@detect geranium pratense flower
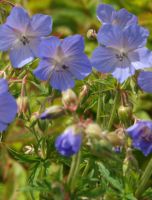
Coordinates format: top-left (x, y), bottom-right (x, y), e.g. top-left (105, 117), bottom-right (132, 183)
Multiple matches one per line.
top-left (97, 4), bottom-right (137, 28)
top-left (91, 25), bottom-right (152, 83)
top-left (0, 79), bottom-right (17, 132)
top-left (34, 35), bottom-right (91, 91)
top-left (55, 126), bottom-right (82, 157)
top-left (0, 6), bottom-right (52, 68)
top-left (127, 121), bottom-right (152, 156)
top-left (138, 71), bottom-right (152, 93)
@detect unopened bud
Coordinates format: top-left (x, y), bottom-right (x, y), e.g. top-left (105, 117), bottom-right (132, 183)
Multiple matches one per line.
top-left (87, 29), bottom-right (97, 40)
top-left (17, 96), bottom-right (28, 114)
top-left (118, 105), bottom-right (133, 124)
top-left (62, 89), bottom-right (78, 112)
top-left (39, 105), bottom-right (65, 120)
top-left (79, 85), bottom-right (89, 102)
top-left (85, 123), bottom-right (102, 139)
top-left (106, 131), bottom-right (124, 146)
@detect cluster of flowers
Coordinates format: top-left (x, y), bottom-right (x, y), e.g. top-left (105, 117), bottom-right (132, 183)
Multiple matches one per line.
top-left (0, 4), bottom-right (152, 156)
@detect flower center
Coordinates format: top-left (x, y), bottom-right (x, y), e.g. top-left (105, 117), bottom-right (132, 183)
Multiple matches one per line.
top-left (140, 126), bottom-right (152, 142)
top-left (20, 36), bottom-right (30, 46)
top-left (115, 52), bottom-right (127, 62)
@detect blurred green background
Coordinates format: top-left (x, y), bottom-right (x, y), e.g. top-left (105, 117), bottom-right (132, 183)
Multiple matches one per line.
top-left (1, 0), bottom-right (152, 199)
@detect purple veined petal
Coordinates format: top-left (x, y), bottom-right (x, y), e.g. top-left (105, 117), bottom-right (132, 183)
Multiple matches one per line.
top-left (50, 70), bottom-right (75, 91)
top-left (33, 60), bottom-right (54, 80)
top-left (6, 6), bottom-right (30, 32)
top-left (37, 36), bottom-right (61, 58)
top-left (123, 25), bottom-right (149, 51)
top-left (96, 4), bottom-right (115, 23)
top-left (0, 79), bottom-right (8, 94)
top-left (61, 34), bottom-right (84, 56)
top-left (132, 47), bottom-right (152, 70)
top-left (64, 53), bottom-right (92, 80)
top-left (29, 37), bottom-right (42, 57)
top-left (112, 65), bottom-right (135, 83)
top-left (139, 140), bottom-right (152, 156)
top-left (113, 8), bottom-right (137, 27)
top-left (27, 14), bottom-right (52, 36)
top-left (9, 42), bottom-right (34, 68)
top-left (0, 92), bottom-right (17, 124)
top-left (91, 46), bottom-right (119, 73)
top-left (138, 71), bottom-right (152, 93)
top-left (0, 25), bottom-right (18, 51)
top-left (97, 25), bottom-right (124, 49)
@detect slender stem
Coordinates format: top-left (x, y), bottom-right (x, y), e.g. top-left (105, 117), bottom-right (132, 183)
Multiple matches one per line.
top-left (67, 151), bottom-right (81, 192)
top-left (135, 156), bottom-right (152, 198)
top-left (96, 83), bottom-right (102, 124)
top-left (82, 160), bottom-right (90, 177)
top-left (107, 91), bottom-right (119, 131)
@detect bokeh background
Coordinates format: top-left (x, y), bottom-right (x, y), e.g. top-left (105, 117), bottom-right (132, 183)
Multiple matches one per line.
top-left (1, 0), bottom-right (152, 199)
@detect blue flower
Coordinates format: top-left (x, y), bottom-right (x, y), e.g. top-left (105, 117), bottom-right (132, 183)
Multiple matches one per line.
top-left (91, 25), bottom-right (152, 83)
top-left (138, 71), bottom-right (152, 93)
top-left (127, 121), bottom-right (152, 156)
top-left (0, 6), bottom-right (52, 68)
top-left (0, 79), bottom-right (17, 132)
top-left (55, 126), bottom-right (82, 157)
top-left (34, 35), bottom-right (91, 91)
top-left (97, 4), bottom-right (137, 28)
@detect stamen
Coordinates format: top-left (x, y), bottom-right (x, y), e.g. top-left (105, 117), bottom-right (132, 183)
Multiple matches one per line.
top-left (20, 36), bottom-right (30, 45)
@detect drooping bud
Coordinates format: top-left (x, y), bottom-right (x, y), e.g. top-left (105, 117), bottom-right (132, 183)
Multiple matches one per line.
top-left (85, 123), bottom-right (102, 139)
top-left (62, 89), bottom-right (78, 112)
top-left (17, 96), bottom-right (28, 115)
top-left (106, 128), bottom-right (125, 147)
top-left (55, 126), bottom-right (82, 157)
top-left (39, 105), bottom-right (65, 120)
top-left (87, 29), bottom-right (97, 40)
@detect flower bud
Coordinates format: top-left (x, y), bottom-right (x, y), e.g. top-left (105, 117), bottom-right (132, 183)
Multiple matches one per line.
top-left (85, 123), bottom-right (102, 139)
top-left (118, 105), bottom-right (132, 123)
top-left (106, 131), bottom-right (124, 146)
top-left (17, 96), bottom-right (28, 115)
top-left (62, 89), bottom-right (78, 112)
top-left (79, 85), bottom-right (89, 102)
top-left (87, 29), bottom-right (97, 40)
top-left (39, 105), bottom-right (65, 120)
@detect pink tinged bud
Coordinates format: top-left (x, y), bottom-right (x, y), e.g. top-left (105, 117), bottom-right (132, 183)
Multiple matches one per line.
top-left (62, 89), bottom-right (78, 112)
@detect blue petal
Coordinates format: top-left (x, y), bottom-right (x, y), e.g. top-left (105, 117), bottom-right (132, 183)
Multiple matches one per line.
top-left (37, 36), bottom-right (60, 58)
top-left (113, 8), bottom-right (137, 28)
top-left (0, 93), bottom-right (17, 127)
top-left (96, 4), bottom-right (114, 23)
top-left (65, 53), bottom-right (91, 80)
top-left (0, 79), bottom-right (8, 94)
top-left (112, 65), bottom-right (135, 83)
top-left (9, 42), bottom-right (34, 68)
top-left (91, 46), bottom-right (119, 73)
top-left (6, 6), bottom-right (30, 32)
top-left (97, 25), bottom-right (124, 49)
top-left (61, 34), bottom-right (84, 56)
top-left (123, 25), bottom-right (149, 50)
top-left (34, 60), bottom-right (53, 80)
top-left (50, 70), bottom-right (75, 91)
top-left (138, 71), bottom-right (152, 93)
top-left (0, 25), bottom-right (18, 51)
top-left (132, 48), bottom-right (152, 70)
top-left (29, 38), bottom-right (41, 57)
top-left (28, 14), bottom-right (52, 36)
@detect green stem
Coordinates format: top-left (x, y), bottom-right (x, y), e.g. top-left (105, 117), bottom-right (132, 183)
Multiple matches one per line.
top-left (82, 160), bottom-right (90, 177)
top-left (67, 151), bottom-right (81, 192)
top-left (107, 91), bottom-right (119, 131)
top-left (96, 83), bottom-right (102, 124)
top-left (135, 156), bottom-right (152, 198)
